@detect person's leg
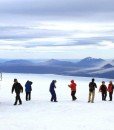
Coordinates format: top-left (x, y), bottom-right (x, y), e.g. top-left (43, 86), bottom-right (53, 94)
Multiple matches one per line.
top-left (72, 91), bottom-right (76, 100)
top-left (29, 92), bottom-right (31, 100)
top-left (50, 91), bottom-right (54, 101)
top-left (18, 94), bottom-right (22, 104)
top-left (53, 91), bottom-right (57, 102)
top-left (14, 94), bottom-right (18, 105)
top-left (73, 91), bottom-right (76, 100)
top-left (110, 92), bottom-right (112, 101)
top-left (104, 92), bottom-right (107, 100)
top-left (72, 91), bottom-right (75, 100)
top-left (71, 91), bottom-right (74, 100)
top-left (91, 91), bottom-right (95, 103)
top-left (26, 92), bottom-right (28, 101)
top-left (109, 92), bottom-right (112, 101)
top-left (112, 92), bottom-right (113, 101)
top-left (88, 91), bottom-right (91, 102)
top-left (102, 93), bottom-right (104, 100)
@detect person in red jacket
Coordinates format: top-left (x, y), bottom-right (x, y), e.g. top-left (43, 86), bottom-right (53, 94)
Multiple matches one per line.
top-left (68, 80), bottom-right (77, 101)
top-left (108, 81), bottom-right (114, 101)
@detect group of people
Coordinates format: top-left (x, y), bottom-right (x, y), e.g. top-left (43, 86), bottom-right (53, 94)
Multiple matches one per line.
top-left (49, 78), bottom-right (114, 103)
top-left (88, 79), bottom-right (114, 103)
top-left (49, 79), bottom-right (77, 102)
top-left (11, 78), bottom-right (114, 105)
top-left (99, 80), bottom-right (114, 101)
top-left (12, 79), bottom-right (32, 105)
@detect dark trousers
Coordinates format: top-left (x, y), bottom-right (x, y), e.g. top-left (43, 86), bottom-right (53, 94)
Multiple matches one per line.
top-left (26, 92), bottom-right (31, 101)
top-left (71, 91), bottom-right (76, 101)
top-left (14, 94), bottom-right (22, 105)
top-left (102, 92), bottom-right (107, 100)
top-left (109, 92), bottom-right (113, 101)
top-left (50, 90), bottom-right (57, 102)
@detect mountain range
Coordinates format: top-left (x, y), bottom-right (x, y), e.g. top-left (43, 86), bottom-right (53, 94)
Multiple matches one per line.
top-left (0, 57), bottom-right (114, 79)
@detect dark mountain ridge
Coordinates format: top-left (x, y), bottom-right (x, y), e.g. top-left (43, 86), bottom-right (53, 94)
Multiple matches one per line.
top-left (0, 57), bottom-right (114, 79)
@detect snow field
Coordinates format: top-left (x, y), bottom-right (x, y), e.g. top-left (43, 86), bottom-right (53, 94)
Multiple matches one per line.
top-left (0, 73), bottom-right (114, 130)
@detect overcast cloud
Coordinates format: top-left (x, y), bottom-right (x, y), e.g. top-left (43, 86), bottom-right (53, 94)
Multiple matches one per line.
top-left (0, 0), bottom-right (114, 59)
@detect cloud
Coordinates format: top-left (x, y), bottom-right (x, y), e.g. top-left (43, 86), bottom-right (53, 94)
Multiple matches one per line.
top-left (0, 25), bottom-right (71, 40)
top-left (0, 0), bottom-right (114, 22)
top-left (0, 0), bottom-right (114, 59)
top-left (98, 40), bottom-right (114, 49)
top-left (1, 0), bottom-right (114, 13)
top-left (0, 22), bottom-right (114, 51)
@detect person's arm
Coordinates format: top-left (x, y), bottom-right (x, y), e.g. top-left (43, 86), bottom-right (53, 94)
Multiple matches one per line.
top-left (30, 81), bottom-right (33, 85)
top-left (30, 86), bottom-right (32, 91)
top-left (12, 85), bottom-right (15, 94)
top-left (30, 81), bottom-right (33, 91)
top-left (89, 83), bottom-right (91, 89)
top-left (20, 83), bottom-right (23, 93)
top-left (21, 85), bottom-right (23, 93)
top-left (113, 85), bottom-right (114, 89)
top-left (68, 84), bottom-right (71, 88)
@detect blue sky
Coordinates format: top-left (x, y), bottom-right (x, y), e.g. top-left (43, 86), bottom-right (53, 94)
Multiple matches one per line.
top-left (0, 0), bottom-right (114, 59)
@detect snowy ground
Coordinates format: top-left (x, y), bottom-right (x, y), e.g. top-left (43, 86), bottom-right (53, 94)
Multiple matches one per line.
top-left (0, 73), bottom-right (114, 130)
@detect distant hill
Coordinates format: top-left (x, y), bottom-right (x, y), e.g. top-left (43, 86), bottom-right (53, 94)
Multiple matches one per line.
top-left (39, 59), bottom-right (76, 67)
top-left (102, 64), bottom-right (114, 69)
top-left (88, 67), bottom-right (114, 79)
top-left (2, 60), bottom-right (34, 66)
top-left (75, 57), bottom-right (105, 68)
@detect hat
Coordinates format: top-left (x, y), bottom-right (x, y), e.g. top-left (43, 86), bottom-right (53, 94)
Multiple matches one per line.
top-left (71, 80), bottom-right (74, 83)
top-left (14, 79), bottom-right (17, 82)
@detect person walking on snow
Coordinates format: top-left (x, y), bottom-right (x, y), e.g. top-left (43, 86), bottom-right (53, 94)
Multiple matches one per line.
top-left (25, 80), bottom-right (33, 101)
top-left (88, 78), bottom-right (97, 103)
top-left (108, 81), bottom-right (114, 101)
top-left (49, 80), bottom-right (58, 102)
top-left (99, 81), bottom-right (107, 101)
top-left (68, 80), bottom-right (77, 101)
top-left (12, 79), bottom-right (23, 105)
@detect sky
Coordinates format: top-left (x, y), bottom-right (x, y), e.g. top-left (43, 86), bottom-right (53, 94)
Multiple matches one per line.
top-left (0, 0), bottom-right (114, 59)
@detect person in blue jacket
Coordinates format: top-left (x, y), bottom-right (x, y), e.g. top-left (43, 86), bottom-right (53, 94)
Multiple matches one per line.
top-left (25, 80), bottom-right (33, 101)
top-left (49, 80), bottom-right (58, 102)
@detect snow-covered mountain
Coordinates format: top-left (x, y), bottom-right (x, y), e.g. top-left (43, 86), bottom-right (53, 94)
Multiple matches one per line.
top-left (75, 57), bottom-right (106, 68)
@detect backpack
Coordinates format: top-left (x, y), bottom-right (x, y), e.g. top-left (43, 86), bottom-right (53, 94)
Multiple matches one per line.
top-left (89, 82), bottom-right (95, 92)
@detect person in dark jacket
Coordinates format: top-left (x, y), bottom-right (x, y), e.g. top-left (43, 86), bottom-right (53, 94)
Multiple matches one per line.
top-left (49, 80), bottom-right (57, 102)
top-left (12, 79), bottom-right (23, 105)
top-left (99, 81), bottom-right (107, 101)
top-left (88, 78), bottom-right (97, 103)
top-left (25, 80), bottom-right (33, 101)
top-left (68, 80), bottom-right (77, 101)
top-left (108, 81), bottom-right (114, 101)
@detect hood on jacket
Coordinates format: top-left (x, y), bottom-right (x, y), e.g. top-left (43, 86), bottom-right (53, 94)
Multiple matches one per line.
top-left (71, 80), bottom-right (74, 83)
